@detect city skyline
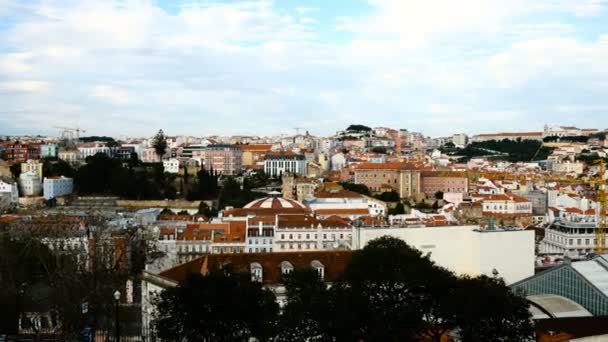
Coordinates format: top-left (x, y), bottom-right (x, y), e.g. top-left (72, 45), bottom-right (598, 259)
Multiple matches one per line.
top-left (1, 0), bottom-right (608, 137)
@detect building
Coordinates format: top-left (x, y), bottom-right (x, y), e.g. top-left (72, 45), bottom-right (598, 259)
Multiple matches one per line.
top-left (0, 179), bottom-right (19, 203)
top-left (472, 193), bottom-right (533, 216)
top-left (512, 256), bottom-right (608, 316)
top-left (163, 158), bottom-right (180, 174)
top-left (540, 216), bottom-right (605, 256)
top-left (142, 251), bottom-right (352, 330)
top-left (543, 125), bottom-right (598, 138)
top-left (58, 149), bottom-right (80, 164)
top-left (354, 162), bottom-right (421, 198)
top-left (40, 144), bottom-right (58, 158)
top-left (452, 133), bottom-right (468, 147)
top-left (21, 159), bottom-right (43, 179)
top-left (281, 173), bottom-right (319, 201)
top-left (43, 176), bottom-right (74, 200)
top-left (0, 142), bottom-right (40, 162)
top-left (264, 152), bottom-right (307, 177)
top-left (470, 132), bottom-right (543, 143)
top-left (193, 144), bottom-right (243, 175)
top-left (18, 171), bottom-right (42, 196)
top-left (353, 225), bottom-right (535, 285)
top-left (239, 144), bottom-right (273, 168)
top-left (77, 143), bottom-right (113, 159)
top-left (304, 188), bottom-right (386, 218)
top-left (516, 190), bottom-right (548, 216)
top-left (420, 171), bottom-right (469, 196)
top-left (549, 160), bottom-right (585, 175)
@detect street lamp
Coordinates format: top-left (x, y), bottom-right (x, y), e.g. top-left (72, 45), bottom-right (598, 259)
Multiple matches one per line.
top-left (113, 290), bottom-right (121, 342)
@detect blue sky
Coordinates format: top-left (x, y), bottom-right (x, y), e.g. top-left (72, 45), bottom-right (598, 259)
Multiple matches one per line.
top-left (0, 0), bottom-right (608, 138)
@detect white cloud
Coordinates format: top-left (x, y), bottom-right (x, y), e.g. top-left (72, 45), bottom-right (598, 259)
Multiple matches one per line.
top-left (91, 85), bottom-right (133, 105)
top-left (0, 80), bottom-right (48, 92)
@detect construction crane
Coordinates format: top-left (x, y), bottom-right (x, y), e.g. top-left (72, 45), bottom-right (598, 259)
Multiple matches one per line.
top-left (590, 161), bottom-right (608, 254)
top-left (53, 126), bottom-right (86, 141)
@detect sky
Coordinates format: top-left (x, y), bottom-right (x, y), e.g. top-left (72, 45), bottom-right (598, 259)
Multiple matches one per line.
top-left (1, 0), bottom-right (608, 138)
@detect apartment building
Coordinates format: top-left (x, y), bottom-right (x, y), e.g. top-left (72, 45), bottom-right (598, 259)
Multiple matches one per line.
top-left (193, 144), bottom-right (243, 175)
top-left (354, 162), bottom-right (421, 198)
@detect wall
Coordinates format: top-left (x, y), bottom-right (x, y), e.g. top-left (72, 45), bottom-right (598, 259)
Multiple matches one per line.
top-left (353, 225), bottom-right (535, 284)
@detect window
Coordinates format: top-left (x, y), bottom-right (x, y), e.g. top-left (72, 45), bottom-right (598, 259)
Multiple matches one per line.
top-left (311, 260), bottom-right (324, 280)
top-left (281, 261), bottom-right (294, 275)
top-left (250, 262), bottom-right (263, 282)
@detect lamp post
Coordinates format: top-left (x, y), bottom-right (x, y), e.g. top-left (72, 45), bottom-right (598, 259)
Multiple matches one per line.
top-left (113, 290), bottom-right (121, 342)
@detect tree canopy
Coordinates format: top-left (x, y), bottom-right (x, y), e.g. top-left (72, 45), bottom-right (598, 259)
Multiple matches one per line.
top-left (153, 271), bottom-right (279, 342)
top-left (346, 124), bottom-right (372, 132)
top-left (151, 129), bottom-right (168, 159)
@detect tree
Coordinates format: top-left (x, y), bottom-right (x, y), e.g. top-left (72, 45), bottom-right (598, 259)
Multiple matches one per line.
top-left (371, 146), bottom-right (387, 154)
top-left (276, 269), bottom-right (331, 342)
top-left (151, 129), bottom-right (168, 161)
top-left (346, 124), bottom-right (371, 132)
top-left (375, 191), bottom-right (400, 202)
top-left (153, 271), bottom-right (279, 342)
top-left (337, 236), bottom-right (446, 341)
top-left (338, 182), bottom-right (371, 196)
top-left (218, 177), bottom-right (265, 209)
top-left (388, 202), bottom-right (405, 215)
top-left (9, 163), bottom-right (21, 179)
top-left (434, 191), bottom-right (444, 200)
top-left (453, 275), bottom-right (534, 342)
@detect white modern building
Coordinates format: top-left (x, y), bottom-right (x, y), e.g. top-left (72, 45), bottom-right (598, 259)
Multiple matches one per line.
top-left (304, 189), bottom-right (387, 218)
top-left (352, 225), bottom-right (535, 284)
top-left (18, 171), bottom-right (42, 197)
top-left (43, 176), bottom-right (74, 200)
top-left (163, 158), bottom-right (180, 174)
top-left (264, 152), bottom-right (307, 177)
top-left (0, 179), bottom-right (19, 203)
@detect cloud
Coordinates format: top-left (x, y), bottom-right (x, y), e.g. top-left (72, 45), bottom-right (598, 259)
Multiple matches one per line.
top-left (0, 0), bottom-right (607, 137)
top-left (0, 80), bottom-right (48, 92)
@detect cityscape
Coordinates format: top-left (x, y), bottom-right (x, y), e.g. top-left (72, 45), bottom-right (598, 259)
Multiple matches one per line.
top-left (3, 0), bottom-right (608, 342)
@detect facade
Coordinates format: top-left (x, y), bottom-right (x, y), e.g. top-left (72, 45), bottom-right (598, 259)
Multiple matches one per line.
top-left (0, 179), bottom-right (19, 202)
top-left (43, 176), bottom-right (74, 200)
top-left (194, 144), bottom-right (243, 175)
top-left (470, 132), bottom-right (543, 143)
top-left (452, 133), bottom-right (468, 146)
top-left (353, 225), bottom-right (535, 285)
top-left (40, 144), bottom-right (58, 158)
top-left (511, 257), bottom-right (608, 316)
top-left (540, 218), bottom-right (605, 256)
top-left (21, 159), bottom-right (43, 179)
top-left (162, 158), bottom-right (180, 173)
top-left (420, 171), bottom-right (468, 196)
top-left (550, 160), bottom-right (585, 175)
top-left (517, 190), bottom-right (548, 216)
top-left (472, 194), bottom-right (533, 215)
top-left (240, 144), bottom-right (272, 167)
top-left (264, 152), bottom-right (307, 177)
top-left (305, 189), bottom-right (386, 218)
top-left (0, 142), bottom-right (40, 162)
top-left (18, 171), bottom-right (42, 196)
top-left (58, 150), bottom-right (80, 164)
top-left (353, 162), bottom-right (421, 198)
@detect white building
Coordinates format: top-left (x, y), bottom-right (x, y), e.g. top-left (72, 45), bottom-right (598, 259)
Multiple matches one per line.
top-left (78, 144), bottom-right (112, 159)
top-left (18, 171), bottom-right (42, 197)
top-left (540, 216), bottom-right (604, 257)
top-left (452, 133), bottom-right (468, 147)
top-left (304, 189), bottom-right (387, 218)
top-left (43, 176), bottom-right (74, 200)
top-left (330, 153), bottom-right (346, 171)
top-left (163, 158), bottom-right (180, 173)
top-left (550, 160), bottom-right (585, 175)
top-left (264, 153), bottom-right (307, 177)
top-left (0, 179), bottom-right (19, 202)
top-left (352, 225), bottom-right (535, 284)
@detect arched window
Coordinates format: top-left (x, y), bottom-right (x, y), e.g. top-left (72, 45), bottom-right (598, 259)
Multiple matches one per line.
top-left (311, 260), bottom-right (324, 280)
top-left (250, 262), bottom-right (263, 282)
top-left (280, 261), bottom-right (294, 275)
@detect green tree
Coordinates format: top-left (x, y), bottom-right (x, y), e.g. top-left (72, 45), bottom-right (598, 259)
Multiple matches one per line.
top-left (276, 268), bottom-right (331, 342)
top-left (338, 182), bottom-right (371, 196)
top-left (9, 163), bottom-right (21, 179)
top-left (153, 271), bottom-right (279, 342)
top-left (388, 202), bottom-right (405, 215)
top-left (434, 191), bottom-right (444, 200)
top-left (454, 275), bottom-right (534, 342)
top-left (375, 191), bottom-right (400, 202)
top-left (336, 236), bottom-right (445, 341)
top-left (151, 129), bottom-right (168, 160)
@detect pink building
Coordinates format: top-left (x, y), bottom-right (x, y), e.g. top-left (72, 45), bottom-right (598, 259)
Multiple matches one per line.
top-left (194, 144), bottom-right (243, 175)
top-left (420, 171), bottom-right (469, 196)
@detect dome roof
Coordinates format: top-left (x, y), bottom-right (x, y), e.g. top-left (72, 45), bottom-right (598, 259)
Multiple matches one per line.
top-left (244, 196), bottom-right (306, 210)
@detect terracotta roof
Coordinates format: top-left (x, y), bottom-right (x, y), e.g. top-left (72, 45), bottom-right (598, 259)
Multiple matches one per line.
top-left (159, 251), bottom-right (353, 285)
top-left (238, 144), bottom-right (273, 152)
top-left (314, 208), bottom-right (369, 215)
top-left (355, 162), bottom-right (419, 170)
top-left (314, 189), bottom-right (363, 199)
